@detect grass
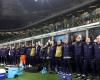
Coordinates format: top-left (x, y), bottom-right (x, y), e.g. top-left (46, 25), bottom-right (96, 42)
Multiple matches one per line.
top-left (0, 65), bottom-right (99, 80)
top-left (6, 72), bottom-right (100, 80)
top-left (0, 65), bottom-right (58, 80)
top-left (6, 72), bottom-right (59, 80)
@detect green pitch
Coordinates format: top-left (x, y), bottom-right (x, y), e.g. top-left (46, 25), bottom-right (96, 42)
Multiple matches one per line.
top-left (6, 72), bottom-right (59, 80)
top-left (1, 65), bottom-right (99, 80)
top-left (6, 72), bottom-right (100, 80)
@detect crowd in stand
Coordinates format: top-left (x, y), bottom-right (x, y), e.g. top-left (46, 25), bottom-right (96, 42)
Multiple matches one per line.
top-left (1, 7), bottom-right (100, 44)
top-left (0, 34), bottom-right (100, 79)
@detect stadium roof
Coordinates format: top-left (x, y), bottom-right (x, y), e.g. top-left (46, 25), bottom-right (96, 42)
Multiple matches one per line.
top-left (0, 0), bottom-right (98, 31)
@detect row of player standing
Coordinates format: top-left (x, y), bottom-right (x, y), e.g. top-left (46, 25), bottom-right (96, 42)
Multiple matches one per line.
top-left (0, 35), bottom-right (100, 78)
top-left (0, 43), bottom-right (41, 66)
top-left (73, 35), bottom-right (100, 77)
top-left (42, 35), bottom-right (100, 78)
top-left (0, 46), bottom-right (20, 65)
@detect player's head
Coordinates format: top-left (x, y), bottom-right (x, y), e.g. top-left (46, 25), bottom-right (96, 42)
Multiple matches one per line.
top-left (96, 35), bottom-right (100, 43)
top-left (86, 37), bottom-right (91, 43)
top-left (57, 40), bottom-right (61, 45)
top-left (36, 42), bottom-right (39, 46)
top-left (29, 43), bottom-right (32, 47)
top-left (32, 43), bottom-right (35, 47)
top-left (64, 39), bottom-right (68, 44)
top-left (75, 35), bottom-right (82, 42)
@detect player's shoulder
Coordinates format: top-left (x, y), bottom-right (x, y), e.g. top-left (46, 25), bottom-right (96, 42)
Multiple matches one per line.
top-left (72, 42), bottom-right (76, 45)
top-left (93, 42), bottom-right (97, 45)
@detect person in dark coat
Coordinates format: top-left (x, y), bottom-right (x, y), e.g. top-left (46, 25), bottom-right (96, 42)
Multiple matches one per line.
top-left (25, 44), bottom-right (32, 66)
top-left (40, 44), bottom-right (47, 67)
top-left (36, 42), bottom-right (41, 65)
top-left (49, 41), bottom-right (56, 72)
top-left (73, 35), bottom-right (84, 77)
top-left (15, 46), bottom-right (21, 64)
top-left (0, 47), bottom-right (2, 64)
top-left (8, 46), bottom-right (16, 65)
top-left (63, 39), bottom-right (73, 73)
top-left (94, 35), bottom-right (100, 77)
top-left (1, 46), bottom-right (8, 65)
top-left (45, 41), bottom-right (56, 72)
top-left (83, 37), bottom-right (94, 78)
top-left (45, 42), bottom-right (51, 71)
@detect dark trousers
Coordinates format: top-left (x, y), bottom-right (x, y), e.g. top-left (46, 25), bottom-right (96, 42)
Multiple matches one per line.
top-left (0, 56), bottom-right (2, 64)
top-left (9, 56), bottom-right (14, 65)
top-left (1, 56), bottom-right (4, 64)
top-left (55, 57), bottom-right (62, 71)
top-left (1, 56), bottom-right (7, 64)
top-left (63, 58), bottom-right (72, 73)
top-left (45, 58), bottom-right (50, 70)
top-left (26, 56), bottom-right (30, 65)
top-left (30, 56), bottom-right (36, 66)
top-left (4, 56), bottom-right (7, 64)
top-left (91, 59), bottom-right (96, 76)
top-left (15, 56), bottom-right (20, 64)
top-left (83, 59), bottom-right (92, 75)
top-left (75, 55), bottom-right (83, 74)
top-left (71, 57), bottom-right (76, 73)
top-left (36, 56), bottom-right (41, 65)
top-left (95, 59), bottom-right (100, 76)
top-left (50, 58), bottom-right (55, 71)
top-left (42, 57), bottom-right (46, 67)
top-left (45, 57), bottom-right (55, 71)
